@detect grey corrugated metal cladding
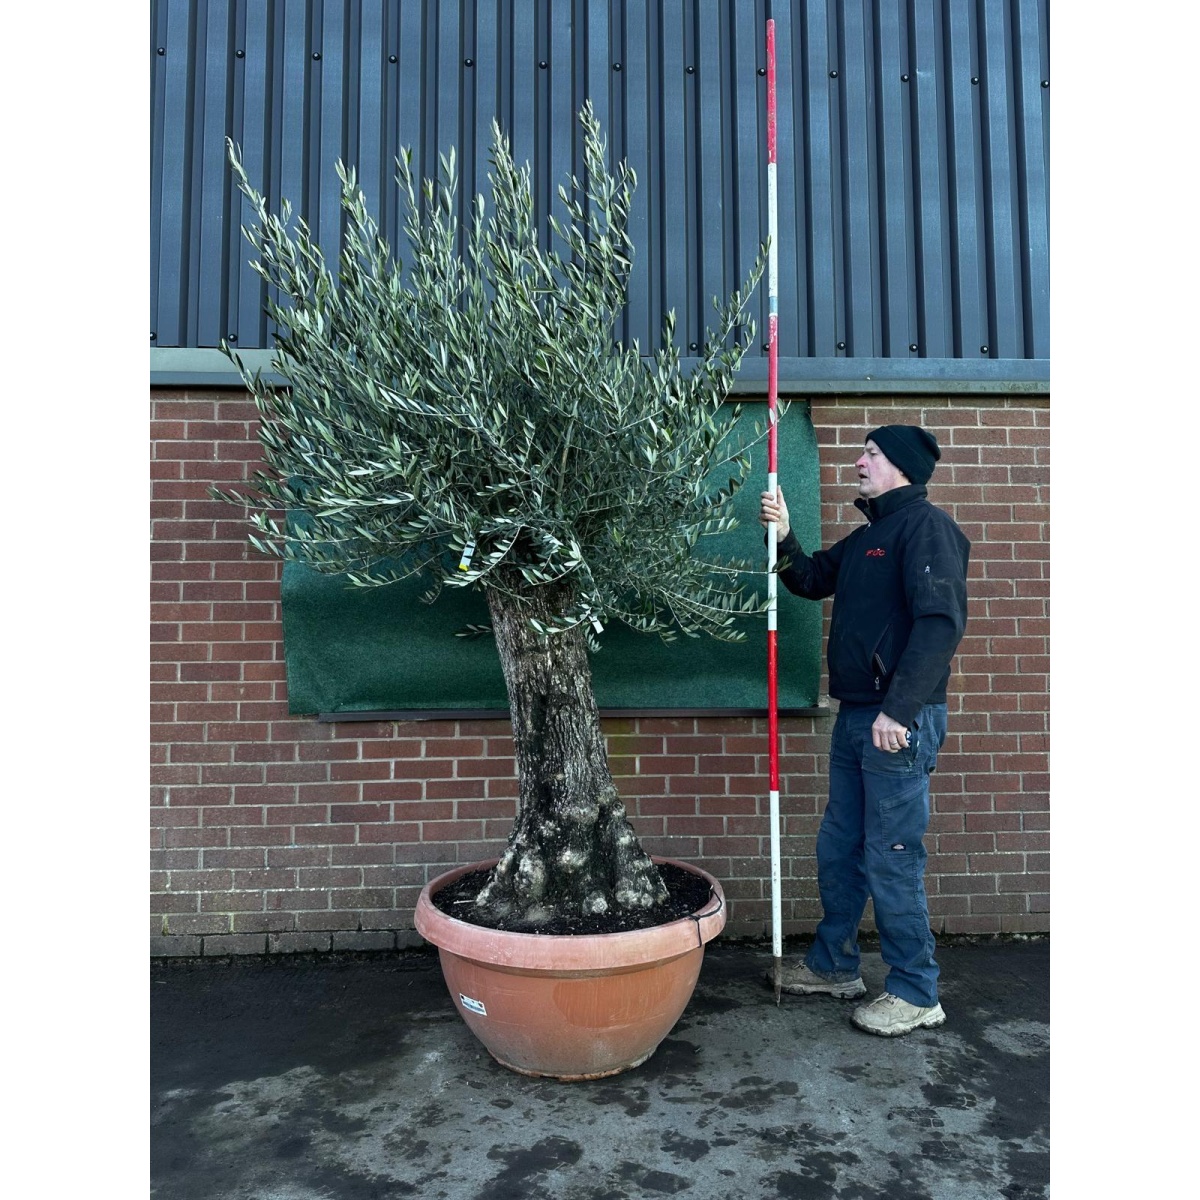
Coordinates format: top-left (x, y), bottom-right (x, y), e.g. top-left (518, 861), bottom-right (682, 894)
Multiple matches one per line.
top-left (150, 0), bottom-right (1048, 388)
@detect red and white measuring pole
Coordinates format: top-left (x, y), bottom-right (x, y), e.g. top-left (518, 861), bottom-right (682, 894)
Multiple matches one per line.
top-left (765, 19), bottom-right (783, 996)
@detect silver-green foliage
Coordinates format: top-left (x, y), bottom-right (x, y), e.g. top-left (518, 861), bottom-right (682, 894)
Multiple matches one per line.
top-left (218, 102), bottom-right (770, 644)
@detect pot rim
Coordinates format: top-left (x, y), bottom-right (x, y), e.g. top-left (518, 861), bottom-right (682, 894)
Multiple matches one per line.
top-left (413, 855), bottom-right (727, 972)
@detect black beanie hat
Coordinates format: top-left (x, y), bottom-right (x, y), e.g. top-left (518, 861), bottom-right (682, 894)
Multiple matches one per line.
top-left (865, 424), bottom-right (941, 485)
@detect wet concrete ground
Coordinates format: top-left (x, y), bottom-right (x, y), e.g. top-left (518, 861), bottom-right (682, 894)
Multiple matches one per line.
top-left (151, 938), bottom-right (1048, 1199)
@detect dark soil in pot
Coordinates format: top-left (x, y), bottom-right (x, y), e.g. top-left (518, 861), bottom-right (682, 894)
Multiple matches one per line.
top-left (431, 861), bottom-right (715, 935)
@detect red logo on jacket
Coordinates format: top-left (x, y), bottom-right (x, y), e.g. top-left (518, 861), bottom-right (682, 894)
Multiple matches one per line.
top-left (865, 547), bottom-right (886, 557)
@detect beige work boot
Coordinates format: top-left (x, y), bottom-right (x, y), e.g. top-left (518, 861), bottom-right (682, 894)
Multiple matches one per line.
top-left (764, 959), bottom-right (867, 999)
top-left (850, 992), bottom-right (946, 1036)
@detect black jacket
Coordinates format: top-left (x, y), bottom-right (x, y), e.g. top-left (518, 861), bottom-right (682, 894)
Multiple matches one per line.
top-left (776, 484), bottom-right (970, 726)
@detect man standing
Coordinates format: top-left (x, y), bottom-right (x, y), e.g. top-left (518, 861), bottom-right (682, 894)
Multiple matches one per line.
top-left (760, 424), bottom-right (970, 1036)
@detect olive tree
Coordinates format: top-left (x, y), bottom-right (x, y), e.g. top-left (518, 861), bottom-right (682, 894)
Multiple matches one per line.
top-left (217, 103), bottom-right (768, 927)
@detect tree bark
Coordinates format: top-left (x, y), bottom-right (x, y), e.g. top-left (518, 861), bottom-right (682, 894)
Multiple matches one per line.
top-left (472, 576), bottom-right (669, 926)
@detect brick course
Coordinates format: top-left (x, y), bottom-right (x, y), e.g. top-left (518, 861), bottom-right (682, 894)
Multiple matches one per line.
top-left (150, 390), bottom-right (1049, 952)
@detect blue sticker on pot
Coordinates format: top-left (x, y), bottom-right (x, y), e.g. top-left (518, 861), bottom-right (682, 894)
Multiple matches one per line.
top-left (459, 993), bottom-right (487, 1016)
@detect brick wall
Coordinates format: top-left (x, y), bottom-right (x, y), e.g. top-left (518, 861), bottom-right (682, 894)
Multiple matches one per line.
top-left (151, 390), bottom-right (1049, 955)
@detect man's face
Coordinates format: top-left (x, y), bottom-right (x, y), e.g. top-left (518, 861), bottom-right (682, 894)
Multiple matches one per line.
top-left (855, 439), bottom-right (909, 498)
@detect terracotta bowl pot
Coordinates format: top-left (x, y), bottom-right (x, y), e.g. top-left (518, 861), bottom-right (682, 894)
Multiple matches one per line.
top-left (414, 856), bottom-right (727, 1081)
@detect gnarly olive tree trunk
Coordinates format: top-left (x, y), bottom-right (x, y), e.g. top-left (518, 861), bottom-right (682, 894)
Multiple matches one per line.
top-left (472, 577), bottom-right (669, 926)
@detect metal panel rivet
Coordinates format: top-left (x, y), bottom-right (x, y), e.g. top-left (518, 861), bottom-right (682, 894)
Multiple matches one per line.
top-left (836, 341), bottom-right (846, 350)
top-left (971, 76), bottom-right (979, 84)
top-left (228, 334), bottom-right (238, 343)
top-left (1041, 80), bottom-right (1049, 87)
top-left (157, 47), bottom-right (165, 55)
top-left (689, 343), bottom-right (698, 351)
top-left (539, 60), bottom-right (547, 69)
top-left (980, 345), bottom-right (989, 354)
top-left (686, 66), bottom-right (695, 74)
top-left (901, 74), bottom-right (909, 82)
top-left (313, 52), bottom-right (321, 61)
top-left (762, 343), bottom-right (770, 352)
top-left (909, 343), bottom-right (918, 352)
top-left (236, 50), bottom-right (244, 58)
top-left (151, 332), bottom-right (157, 341)
top-left (758, 67), bottom-right (766, 76)
top-left (829, 70), bottom-right (838, 78)
top-left (389, 55), bottom-right (397, 63)
top-left (613, 62), bottom-right (621, 71)
top-left (464, 57), bottom-right (473, 67)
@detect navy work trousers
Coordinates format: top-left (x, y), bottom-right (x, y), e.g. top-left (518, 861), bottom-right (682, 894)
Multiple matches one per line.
top-left (805, 700), bottom-right (948, 1007)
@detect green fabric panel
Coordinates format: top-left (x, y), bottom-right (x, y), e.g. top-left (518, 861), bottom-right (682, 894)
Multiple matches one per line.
top-left (281, 401), bottom-right (823, 714)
